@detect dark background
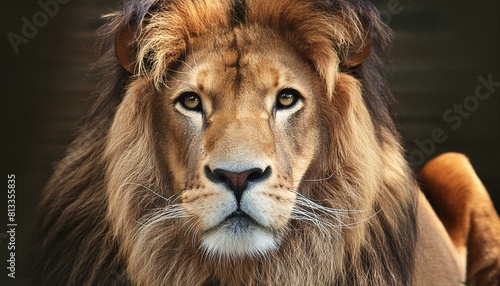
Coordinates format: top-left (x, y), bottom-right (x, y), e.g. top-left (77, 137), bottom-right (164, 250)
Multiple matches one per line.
top-left (1, 0), bottom-right (499, 284)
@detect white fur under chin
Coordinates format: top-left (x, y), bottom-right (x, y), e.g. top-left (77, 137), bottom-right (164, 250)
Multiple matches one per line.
top-left (201, 218), bottom-right (279, 257)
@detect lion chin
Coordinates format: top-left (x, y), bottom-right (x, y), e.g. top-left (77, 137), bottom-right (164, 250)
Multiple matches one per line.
top-left (32, 0), bottom-right (500, 285)
top-left (201, 214), bottom-right (279, 257)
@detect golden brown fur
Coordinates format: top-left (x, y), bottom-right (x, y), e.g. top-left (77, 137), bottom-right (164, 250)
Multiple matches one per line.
top-left (32, 0), bottom-right (499, 285)
top-left (419, 153), bottom-right (500, 286)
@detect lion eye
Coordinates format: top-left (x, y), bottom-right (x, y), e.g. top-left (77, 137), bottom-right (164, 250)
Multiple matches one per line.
top-left (179, 92), bottom-right (202, 111)
top-left (277, 89), bottom-right (301, 109)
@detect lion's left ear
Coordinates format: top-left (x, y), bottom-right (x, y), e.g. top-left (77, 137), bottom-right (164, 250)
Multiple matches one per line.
top-left (338, 6), bottom-right (390, 72)
top-left (115, 22), bottom-right (137, 73)
top-left (340, 37), bottom-right (372, 70)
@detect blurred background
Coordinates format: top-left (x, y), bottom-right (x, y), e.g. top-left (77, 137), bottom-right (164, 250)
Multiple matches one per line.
top-left (1, 0), bottom-right (499, 284)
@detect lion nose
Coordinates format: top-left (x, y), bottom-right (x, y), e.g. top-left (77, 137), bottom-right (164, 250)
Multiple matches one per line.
top-left (208, 167), bottom-right (270, 203)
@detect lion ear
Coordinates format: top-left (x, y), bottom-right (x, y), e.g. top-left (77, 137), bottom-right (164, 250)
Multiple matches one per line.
top-left (115, 23), bottom-right (137, 73)
top-left (340, 37), bottom-right (372, 70)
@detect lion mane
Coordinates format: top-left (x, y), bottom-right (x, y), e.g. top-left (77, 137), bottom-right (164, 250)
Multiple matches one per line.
top-left (33, 0), bottom-right (420, 285)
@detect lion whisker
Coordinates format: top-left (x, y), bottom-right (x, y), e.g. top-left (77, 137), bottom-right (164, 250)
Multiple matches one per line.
top-left (135, 204), bottom-right (189, 230)
top-left (298, 173), bottom-right (335, 183)
top-left (293, 191), bottom-right (365, 215)
top-left (289, 207), bottom-right (333, 236)
top-left (181, 216), bottom-right (201, 247)
top-left (119, 182), bottom-right (175, 202)
top-left (340, 209), bottom-right (382, 228)
top-left (288, 191), bottom-right (378, 234)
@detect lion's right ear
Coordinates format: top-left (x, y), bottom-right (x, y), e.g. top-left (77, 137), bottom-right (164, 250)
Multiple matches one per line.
top-left (115, 23), bottom-right (137, 73)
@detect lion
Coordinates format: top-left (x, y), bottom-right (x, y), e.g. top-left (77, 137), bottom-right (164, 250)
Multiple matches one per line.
top-left (32, 0), bottom-right (500, 285)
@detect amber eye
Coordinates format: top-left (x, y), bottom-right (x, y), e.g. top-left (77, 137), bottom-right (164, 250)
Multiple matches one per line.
top-left (277, 89), bottom-right (301, 109)
top-left (179, 92), bottom-right (202, 111)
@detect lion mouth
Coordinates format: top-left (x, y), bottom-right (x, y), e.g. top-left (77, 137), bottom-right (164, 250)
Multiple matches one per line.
top-left (227, 210), bottom-right (251, 219)
top-left (203, 209), bottom-right (260, 234)
top-left (201, 209), bottom-right (279, 257)
top-left (223, 210), bottom-right (259, 232)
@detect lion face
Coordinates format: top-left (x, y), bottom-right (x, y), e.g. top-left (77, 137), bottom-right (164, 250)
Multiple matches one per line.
top-left (154, 27), bottom-right (321, 257)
